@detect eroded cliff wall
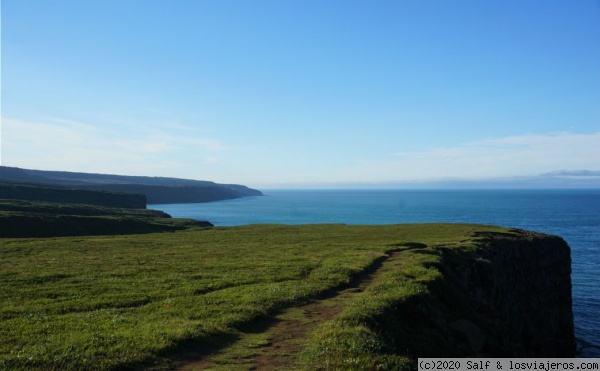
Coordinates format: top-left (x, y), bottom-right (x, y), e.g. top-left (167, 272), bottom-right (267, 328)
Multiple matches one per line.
top-left (0, 182), bottom-right (146, 208)
top-left (439, 230), bottom-right (575, 356)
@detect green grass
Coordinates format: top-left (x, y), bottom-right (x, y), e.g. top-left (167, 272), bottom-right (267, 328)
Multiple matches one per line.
top-left (0, 199), bottom-right (167, 217)
top-left (0, 223), bottom-right (509, 370)
top-left (0, 199), bottom-right (210, 237)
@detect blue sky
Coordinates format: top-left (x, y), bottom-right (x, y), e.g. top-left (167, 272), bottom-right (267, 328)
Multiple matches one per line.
top-left (2, 0), bottom-right (599, 188)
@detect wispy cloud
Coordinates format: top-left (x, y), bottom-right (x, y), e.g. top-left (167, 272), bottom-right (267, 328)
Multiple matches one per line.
top-left (1, 117), bottom-right (230, 176)
top-left (543, 170), bottom-right (600, 177)
top-left (3, 116), bottom-right (599, 185)
top-left (346, 131), bottom-right (600, 182)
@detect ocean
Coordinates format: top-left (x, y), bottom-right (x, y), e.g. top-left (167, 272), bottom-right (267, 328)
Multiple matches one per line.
top-left (151, 189), bottom-right (600, 357)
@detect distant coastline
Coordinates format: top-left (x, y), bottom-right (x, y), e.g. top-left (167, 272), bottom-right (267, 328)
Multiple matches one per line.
top-left (0, 166), bottom-right (262, 205)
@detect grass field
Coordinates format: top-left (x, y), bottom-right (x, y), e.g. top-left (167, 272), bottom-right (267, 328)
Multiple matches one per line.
top-left (0, 223), bottom-right (510, 370)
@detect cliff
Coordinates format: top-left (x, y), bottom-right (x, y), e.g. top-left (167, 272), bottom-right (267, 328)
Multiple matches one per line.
top-left (0, 182), bottom-right (146, 209)
top-left (301, 227), bottom-right (576, 368)
top-left (440, 230), bottom-right (575, 356)
top-left (0, 199), bottom-right (213, 237)
top-left (77, 183), bottom-right (251, 204)
top-left (0, 166), bottom-right (263, 204)
top-left (0, 179), bottom-right (217, 237)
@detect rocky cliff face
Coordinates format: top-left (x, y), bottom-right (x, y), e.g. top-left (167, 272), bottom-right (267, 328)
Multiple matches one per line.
top-left (0, 182), bottom-right (146, 209)
top-left (440, 230), bottom-right (576, 356)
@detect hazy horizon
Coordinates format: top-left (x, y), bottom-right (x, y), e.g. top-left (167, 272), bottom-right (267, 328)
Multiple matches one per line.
top-left (3, 164), bottom-right (600, 190)
top-left (2, 1), bottom-right (599, 188)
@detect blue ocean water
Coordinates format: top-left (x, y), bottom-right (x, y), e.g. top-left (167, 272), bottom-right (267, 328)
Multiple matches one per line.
top-left (151, 189), bottom-right (600, 357)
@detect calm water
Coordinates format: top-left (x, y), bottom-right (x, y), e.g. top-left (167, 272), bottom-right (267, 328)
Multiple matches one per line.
top-left (151, 189), bottom-right (600, 357)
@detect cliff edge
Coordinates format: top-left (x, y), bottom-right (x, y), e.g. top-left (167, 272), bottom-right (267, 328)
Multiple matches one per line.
top-left (440, 230), bottom-right (575, 356)
top-left (302, 227), bottom-right (576, 368)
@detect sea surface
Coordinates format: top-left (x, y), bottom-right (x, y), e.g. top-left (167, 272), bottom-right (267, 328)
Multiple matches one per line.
top-left (151, 189), bottom-right (600, 357)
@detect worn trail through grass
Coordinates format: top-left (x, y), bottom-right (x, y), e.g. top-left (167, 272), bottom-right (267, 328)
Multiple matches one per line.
top-left (2, 224), bottom-right (508, 369)
top-left (176, 249), bottom-right (407, 370)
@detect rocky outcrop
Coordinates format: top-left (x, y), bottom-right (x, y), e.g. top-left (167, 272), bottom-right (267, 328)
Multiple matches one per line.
top-left (439, 230), bottom-right (576, 356)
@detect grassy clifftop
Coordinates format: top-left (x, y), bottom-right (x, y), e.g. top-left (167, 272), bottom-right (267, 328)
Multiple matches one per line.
top-left (0, 224), bottom-right (574, 370)
top-left (0, 179), bottom-right (213, 237)
top-left (0, 199), bottom-right (211, 237)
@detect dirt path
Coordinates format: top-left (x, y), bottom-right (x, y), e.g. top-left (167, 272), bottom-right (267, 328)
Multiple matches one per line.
top-left (174, 250), bottom-right (404, 370)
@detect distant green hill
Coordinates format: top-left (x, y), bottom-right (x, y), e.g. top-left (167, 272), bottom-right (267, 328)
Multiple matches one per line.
top-left (0, 199), bottom-right (212, 237)
top-left (0, 166), bottom-right (262, 204)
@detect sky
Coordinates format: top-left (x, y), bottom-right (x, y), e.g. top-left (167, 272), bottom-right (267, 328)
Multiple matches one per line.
top-left (2, 0), bottom-right (600, 188)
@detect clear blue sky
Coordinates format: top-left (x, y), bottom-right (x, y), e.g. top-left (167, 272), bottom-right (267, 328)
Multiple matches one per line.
top-left (2, 0), bottom-right (599, 187)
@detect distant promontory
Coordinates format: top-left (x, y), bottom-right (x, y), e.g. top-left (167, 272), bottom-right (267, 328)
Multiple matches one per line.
top-left (0, 166), bottom-right (262, 205)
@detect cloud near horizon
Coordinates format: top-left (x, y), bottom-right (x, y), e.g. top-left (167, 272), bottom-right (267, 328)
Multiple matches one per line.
top-left (1, 117), bottom-right (229, 176)
top-left (542, 170), bottom-right (600, 177)
top-left (342, 131), bottom-right (600, 183)
top-left (2, 116), bottom-right (599, 185)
